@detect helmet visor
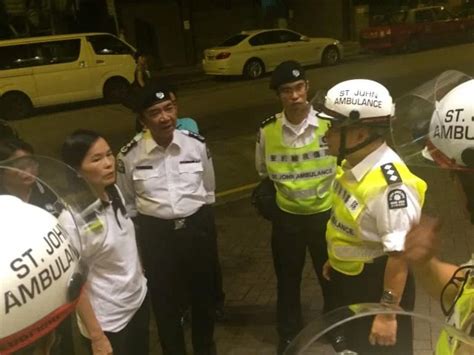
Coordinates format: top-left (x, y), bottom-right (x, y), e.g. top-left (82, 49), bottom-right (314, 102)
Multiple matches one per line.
top-left (391, 70), bottom-right (472, 167)
top-left (284, 303), bottom-right (474, 354)
top-left (0, 156), bottom-right (107, 353)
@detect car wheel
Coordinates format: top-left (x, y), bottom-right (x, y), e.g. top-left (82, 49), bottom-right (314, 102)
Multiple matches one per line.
top-left (405, 37), bottom-right (420, 53)
top-left (321, 46), bottom-right (340, 66)
top-left (0, 92), bottom-right (33, 120)
top-left (243, 59), bottom-right (264, 79)
top-left (103, 77), bottom-right (130, 104)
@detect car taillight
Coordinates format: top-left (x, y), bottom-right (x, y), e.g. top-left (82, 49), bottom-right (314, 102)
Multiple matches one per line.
top-left (378, 29), bottom-right (391, 38)
top-left (216, 52), bottom-right (231, 60)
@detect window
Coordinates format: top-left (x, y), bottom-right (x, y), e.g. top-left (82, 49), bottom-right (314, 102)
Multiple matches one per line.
top-left (390, 11), bottom-right (408, 24)
top-left (415, 9), bottom-right (434, 23)
top-left (274, 30), bottom-right (302, 43)
top-left (0, 44), bottom-right (41, 70)
top-left (0, 39), bottom-right (81, 70)
top-left (87, 35), bottom-right (134, 55)
top-left (433, 7), bottom-right (452, 21)
top-left (34, 39), bottom-right (81, 64)
top-left (249, 32), bottom-right (279, 46)
top-left (219, 34), bottom-right (248, 47)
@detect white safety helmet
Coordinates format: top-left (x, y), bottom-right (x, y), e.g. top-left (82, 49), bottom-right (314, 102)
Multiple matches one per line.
top-left (392, 70), bottom-right (474, 171)
top-left (317, 79), bottom-right (394, 126)
top-left (424, 79), bottom-right (474, 169)
top-left (0, 156), bottom-right (106, 354)
top-left (0, 196), bottom-right (84, 354)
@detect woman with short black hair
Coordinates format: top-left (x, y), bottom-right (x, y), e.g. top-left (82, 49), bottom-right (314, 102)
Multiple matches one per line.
top-left (61, 129), bottom-right (149, 355)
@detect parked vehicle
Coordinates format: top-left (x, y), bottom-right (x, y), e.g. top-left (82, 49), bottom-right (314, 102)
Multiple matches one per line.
top-left (202, 29), bottom-right (343, 79)
top-left (360, 6), bottom-right (474, 53)
top-left (0, 33), bottom-right (135, 119)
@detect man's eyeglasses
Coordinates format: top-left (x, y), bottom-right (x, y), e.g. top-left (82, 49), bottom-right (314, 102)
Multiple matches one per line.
top-left (441, 265), bottom-right (474, 316)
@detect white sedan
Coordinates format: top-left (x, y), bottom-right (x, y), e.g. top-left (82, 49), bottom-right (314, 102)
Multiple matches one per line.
top-left (202, 29), bottom-right (343, 79)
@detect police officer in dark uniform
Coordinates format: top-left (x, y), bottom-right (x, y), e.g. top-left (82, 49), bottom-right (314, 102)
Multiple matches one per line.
top-left (255, 61), bottom-right (337, 354)
top-left (116, 80), bottom-right (218, 355)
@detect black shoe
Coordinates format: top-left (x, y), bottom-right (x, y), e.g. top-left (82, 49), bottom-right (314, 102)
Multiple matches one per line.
top-left (194, 342), bottom-right (217, 355)
top-left (277, 338), bottom-right (292, 355)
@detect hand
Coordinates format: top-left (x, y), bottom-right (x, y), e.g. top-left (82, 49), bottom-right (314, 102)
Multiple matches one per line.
top-left (322, 260), bottom-right (332, 281)
top-left (91, 334), bottom-right (113, 355)
top-left (404, 214), bottom-right (441, 266)
top-left (369, 314), bottom-right (397, 346)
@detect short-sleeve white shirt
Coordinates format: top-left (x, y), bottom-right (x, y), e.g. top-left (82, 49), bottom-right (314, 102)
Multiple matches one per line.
top-left (116, 130), bottom-right (216, 219)
top-left (341, 143), bottom-right (424, 253)
top-left (59, 186), bottom-right (147, 334)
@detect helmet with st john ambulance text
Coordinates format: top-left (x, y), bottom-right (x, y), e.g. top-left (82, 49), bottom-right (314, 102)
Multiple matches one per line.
top-left (0, 156), bottom-right (107, 354)
top-left (391, 70), bottom-right (474, 171)
top-left (316, 79), bottom-right (394, 127)
top-left (426, 79), bottom-right (474, 170)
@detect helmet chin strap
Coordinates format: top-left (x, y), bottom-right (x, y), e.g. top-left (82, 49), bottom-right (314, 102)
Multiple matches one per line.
top-left (337, 127), bottom-right (382, 165)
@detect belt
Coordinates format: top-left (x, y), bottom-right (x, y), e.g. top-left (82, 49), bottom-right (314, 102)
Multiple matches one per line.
top-left (139, 205), bottom-right (209, 230)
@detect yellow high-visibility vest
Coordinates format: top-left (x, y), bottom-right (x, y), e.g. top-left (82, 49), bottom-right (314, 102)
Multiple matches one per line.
top-left (327, 162), bottom-right (426, 275)
top-left (263, 117), bottom-right (336, 215)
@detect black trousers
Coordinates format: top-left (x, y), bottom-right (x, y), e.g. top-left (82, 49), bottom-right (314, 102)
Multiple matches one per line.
top-left (81, 294), bottom-right (150, 355)
top-left (271, 208), bottom-right (332, 341)
top-left (329, 256), bottom-right (415, 355)
top-left (50, 315), bottom-right (75, 355)
top-left (137, 205), bottom-right (217, 355)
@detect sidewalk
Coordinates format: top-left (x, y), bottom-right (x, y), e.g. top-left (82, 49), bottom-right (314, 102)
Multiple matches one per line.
top-left (145, 166), bottom-right (472, 354)
top-left (154, 41), bottom-right (362, 86)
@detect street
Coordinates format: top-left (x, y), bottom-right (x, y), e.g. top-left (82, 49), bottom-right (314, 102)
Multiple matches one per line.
top-left (10, 42), bottom-right (474, 195)
top-left (8, 43), bottom-right (474, 354)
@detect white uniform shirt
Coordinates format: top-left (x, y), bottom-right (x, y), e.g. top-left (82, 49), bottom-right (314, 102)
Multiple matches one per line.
top-left (255, 107), bottom-right (320, 177)
top-left (341, 143), bottom-right (423, 253)
top-left (60, 186), bottom-right (147, 334)
top-left (116, 130), bottom-right (215, 219)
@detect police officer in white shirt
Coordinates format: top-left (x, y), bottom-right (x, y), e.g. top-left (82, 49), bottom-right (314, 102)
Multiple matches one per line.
top-left (255, 61), bottom-right (337, 354)
top-left (116, 81), bottom-right (217, 355)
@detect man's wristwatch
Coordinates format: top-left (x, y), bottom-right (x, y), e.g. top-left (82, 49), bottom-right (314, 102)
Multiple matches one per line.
top-left (380, 290), bottom-right (399, 305)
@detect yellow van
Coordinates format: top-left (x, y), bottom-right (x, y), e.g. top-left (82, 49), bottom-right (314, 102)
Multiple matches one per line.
top-left (0, 33), bottom-right (136, 119)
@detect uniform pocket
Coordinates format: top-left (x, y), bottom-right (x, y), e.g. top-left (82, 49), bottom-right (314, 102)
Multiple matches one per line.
top-left (178, 162), bottom-right (203, 174)
top-left (178, 162), bottom-right (203, 194)
top-left (132, 169), bottom-right (161, 195)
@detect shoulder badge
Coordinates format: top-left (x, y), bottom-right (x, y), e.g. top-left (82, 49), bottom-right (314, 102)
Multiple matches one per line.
top-left (380, 163), bottom-right (403, 185)
top-left (260, 115), bottom-right (276, 128)
top-left (184, 130), bottom-right (205, 143)
top-left (117, 158), bottom-right (126, 174)
top-left (387, 189), bottom-right (407, 210)
top-left (119, 132), bottom-right (143, 155)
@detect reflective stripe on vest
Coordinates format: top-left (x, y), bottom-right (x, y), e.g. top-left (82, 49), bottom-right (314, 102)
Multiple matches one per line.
top-left (264, 116), bottom-right (336, 215)
top-left (327, 162), bottom-right (427, 276)
top-left (436, 266), bottom-right (474, 354)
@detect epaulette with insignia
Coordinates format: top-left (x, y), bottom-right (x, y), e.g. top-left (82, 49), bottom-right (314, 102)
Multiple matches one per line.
top-left (119, 132), bottom-right (143, 155)
top-left (380, 163), bottom-right (403, 185)
top-left (260, 115), bottom-right (276, 128)
top-left (184, 130), bottom-right (205, 143)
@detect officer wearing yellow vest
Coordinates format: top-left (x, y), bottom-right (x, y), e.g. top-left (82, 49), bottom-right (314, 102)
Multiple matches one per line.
top-left (318, 79), bottom-right (426, 354)
top-left (396, 72), bottom-right (474, 354)
top-left (255, 60), bottom-right (337, 354)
